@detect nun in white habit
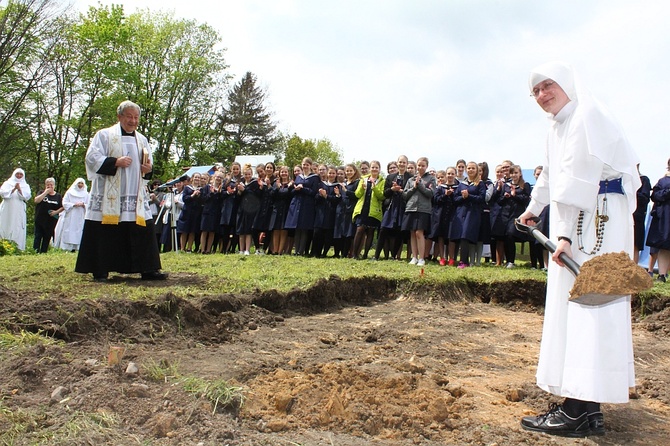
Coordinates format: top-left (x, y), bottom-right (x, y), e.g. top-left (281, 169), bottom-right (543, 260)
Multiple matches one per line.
top-left (518, 62), bottom-right (640, 438)
top-left (54, 178), bottom-right (89, 251)
top-left (0, 168), bottom-right (32, 250)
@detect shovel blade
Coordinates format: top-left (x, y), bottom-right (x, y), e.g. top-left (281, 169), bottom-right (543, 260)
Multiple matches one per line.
top-left (569, 293), bottom-right (627, 306)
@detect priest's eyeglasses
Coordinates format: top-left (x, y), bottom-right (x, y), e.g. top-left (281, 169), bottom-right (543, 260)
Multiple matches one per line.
top-left (531, 80), bottom-right (556, 98)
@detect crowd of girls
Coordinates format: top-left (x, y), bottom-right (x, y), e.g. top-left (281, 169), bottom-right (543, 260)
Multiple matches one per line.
top-left (162, 155), bottom-right (545, 267)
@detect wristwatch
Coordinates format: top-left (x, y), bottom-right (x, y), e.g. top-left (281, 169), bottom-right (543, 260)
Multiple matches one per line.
top-left (558, 236), bottom-right (572, 245)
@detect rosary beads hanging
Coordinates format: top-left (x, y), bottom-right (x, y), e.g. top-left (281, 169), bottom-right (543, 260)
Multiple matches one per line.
top-left (577, 194), bottom-right (608, 255)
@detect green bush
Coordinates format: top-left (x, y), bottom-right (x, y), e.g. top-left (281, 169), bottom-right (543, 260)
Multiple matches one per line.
top-left (0, 238), bottom-right (19, 256)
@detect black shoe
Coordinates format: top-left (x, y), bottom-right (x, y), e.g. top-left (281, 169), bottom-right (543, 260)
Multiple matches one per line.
top-left (521, 404), bottom-right (590, 437)
top-left (657, 274), bottom-right (666, 283)
top-left (141, 271), bottom-right (168, 281)
top-left (93, 274), bottom-right (108, 283)
top-left (587, 411), bottom-right (605, 436)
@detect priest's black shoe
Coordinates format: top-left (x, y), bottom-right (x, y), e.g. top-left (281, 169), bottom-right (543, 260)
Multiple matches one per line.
top-left (93, 274), bottom-right (108, 283)
top-left (141, 271), bottom-right (168, 281)
top-left (521, 404), bottom-right (590, 437)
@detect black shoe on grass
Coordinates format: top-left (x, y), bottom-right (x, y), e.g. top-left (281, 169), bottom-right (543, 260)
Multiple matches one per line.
top-left (93, 273), bottom-right (108, 283)
top-left (521, 403), bottom-right (590, 438)
top-left (141, 271), bottom-right (168, 281)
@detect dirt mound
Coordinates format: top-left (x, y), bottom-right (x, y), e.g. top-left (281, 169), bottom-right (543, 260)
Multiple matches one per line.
top-left (242, 362), bottom-right (467, 440)
top-left (570, 251), bottom-right (654, 304)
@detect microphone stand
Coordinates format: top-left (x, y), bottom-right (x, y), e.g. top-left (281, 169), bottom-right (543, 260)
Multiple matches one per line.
top-left (157, 189), bottom-right (180, 253)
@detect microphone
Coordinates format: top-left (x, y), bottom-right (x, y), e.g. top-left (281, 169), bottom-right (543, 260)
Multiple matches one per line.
top-left (157, 174), bottom-right (189, 191)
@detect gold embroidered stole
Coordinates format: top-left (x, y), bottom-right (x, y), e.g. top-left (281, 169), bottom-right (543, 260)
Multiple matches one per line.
top-left (101, 124), bottom-right (148, 226)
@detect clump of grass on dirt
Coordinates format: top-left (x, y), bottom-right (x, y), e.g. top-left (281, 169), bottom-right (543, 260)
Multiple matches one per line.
top-left (0, 329), bottom-right (63, 355)
top-left (143, 358), bottom-right (244, 413)
top-left (51, 410), bottom-right (121, 442)
top-left (0, 403), bottom-right (34, 444)
top-left (143, 358), bottom-right (181, 383)
top-left (0, 403), bottom-right (129, 446)
top-left (180, 376), bottom-right (245, 414)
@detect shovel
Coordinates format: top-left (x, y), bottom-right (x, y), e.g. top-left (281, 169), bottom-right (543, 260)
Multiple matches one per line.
top-left (514, 218), bottom-right (627, 306)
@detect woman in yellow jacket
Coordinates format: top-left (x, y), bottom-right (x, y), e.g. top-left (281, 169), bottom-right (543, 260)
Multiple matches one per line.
top-left (351, 160), bottom-right (386, 259)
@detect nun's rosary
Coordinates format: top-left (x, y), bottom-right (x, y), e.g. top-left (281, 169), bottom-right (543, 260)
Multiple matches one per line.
top-left (577, 193), bottom-right (608, 255)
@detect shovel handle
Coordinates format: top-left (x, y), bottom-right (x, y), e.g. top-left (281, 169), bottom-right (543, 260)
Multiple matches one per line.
top-left (516, 219), bottom-right (581, 277)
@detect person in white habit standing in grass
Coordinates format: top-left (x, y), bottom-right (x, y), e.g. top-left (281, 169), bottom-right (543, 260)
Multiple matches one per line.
top-left (0, 168), bottom-right (32, 250)
top-left (53, 178), bottom-right (89, 252)
top-left (518, 61), bottom-right (641, 438)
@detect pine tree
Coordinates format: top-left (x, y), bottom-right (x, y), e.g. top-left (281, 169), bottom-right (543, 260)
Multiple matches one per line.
top-left (219, 72), bottom-right (280, 156)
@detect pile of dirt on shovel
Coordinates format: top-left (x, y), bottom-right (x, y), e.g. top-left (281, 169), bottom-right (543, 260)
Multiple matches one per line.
top-left (570, 251), bottom-right (653, 301)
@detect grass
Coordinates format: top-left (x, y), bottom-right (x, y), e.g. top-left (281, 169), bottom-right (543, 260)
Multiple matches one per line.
top-left (0, 248), bottom-right (546, 299)
top-left (143, 358), bottom-right (245, 413)
top-left (0, 403), bottom-right (130, 446)
top-left (0, 329), bottom-right (63, 355)
top-left (0, 246), bottom-right (666, 303)
top-left (143, 358), bottom-right (181, 383)
top-left (180, 375), bottom-right (245, 414)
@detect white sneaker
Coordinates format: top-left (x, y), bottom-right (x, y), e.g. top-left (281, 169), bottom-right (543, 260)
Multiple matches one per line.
top-left (506, 262), bottom-right (515, 269)
top-left (417, 258), bottom-right (426, 266)
top-left (409, 257), bottom-right (418, 265)
top-left (244, 250), bottom-right (250, 256)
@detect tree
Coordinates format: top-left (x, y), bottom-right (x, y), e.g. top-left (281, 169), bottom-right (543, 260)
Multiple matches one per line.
top-left (282, 133), bottom-right (315, 170)
top-left (219, 72), bottom-right (280, 157)
top-left (23, 4), bottom-right (230, 187)
top-left (120, 10), bottom-right (229, 177)
top-left (281, 133), bottom-right (343, 169)
top-left (30, 5), bottom-right (130, 190)
top-left (0, 2), bottom-right (347, 193)
top-left (313, 138), bottom-right (344, 166)
top-left (0, 0), bottom-right (66, 177)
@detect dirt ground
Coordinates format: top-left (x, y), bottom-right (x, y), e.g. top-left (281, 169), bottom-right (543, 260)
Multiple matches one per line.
top-left (1, 275), bottom-right (670, 445)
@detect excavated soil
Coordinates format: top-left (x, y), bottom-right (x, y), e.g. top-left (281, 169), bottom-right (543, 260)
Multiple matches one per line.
top-left (1, 276), bottom-right (670, 445)
top-left (571, 252), bottom-right (654, 302)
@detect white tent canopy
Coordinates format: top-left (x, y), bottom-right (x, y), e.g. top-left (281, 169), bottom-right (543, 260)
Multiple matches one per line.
top-left (234, 155), bottom-right (275, 167)
top-left (180, 156), bottom-right (275, 180)
top-left (182, 165), bottom-right (217, 178)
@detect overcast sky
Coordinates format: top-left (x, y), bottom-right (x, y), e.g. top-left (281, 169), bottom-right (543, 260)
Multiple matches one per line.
top-left (74, 0), bottom-right (669, 182)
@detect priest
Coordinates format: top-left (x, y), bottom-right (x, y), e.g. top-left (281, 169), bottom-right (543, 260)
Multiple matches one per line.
top-left (75, 100), bottom-right (167, 282)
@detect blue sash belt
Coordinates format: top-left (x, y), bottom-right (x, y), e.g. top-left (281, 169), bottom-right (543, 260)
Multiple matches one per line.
top-left (598, 178), bottom-right (624, 195)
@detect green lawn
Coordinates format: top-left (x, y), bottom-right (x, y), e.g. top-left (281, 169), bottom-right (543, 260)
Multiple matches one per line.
top-left (1, 246), bottom-right (666, 304)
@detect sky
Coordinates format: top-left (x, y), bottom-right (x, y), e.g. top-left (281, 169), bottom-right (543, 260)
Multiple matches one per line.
top-left (73, 0), bottom-right (670, 182)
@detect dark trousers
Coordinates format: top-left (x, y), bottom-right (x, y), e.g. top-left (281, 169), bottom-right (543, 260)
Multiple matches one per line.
top-left (294, 229), bottom-right (312, 255)
top-left (504, 238), bottom-right (517, 264)
top-left (34, 222), bottom-right (56, 253)
top-left (530, 243), bottom-right (545, 268)
top-left (563, 398), bottom-right (601, 416)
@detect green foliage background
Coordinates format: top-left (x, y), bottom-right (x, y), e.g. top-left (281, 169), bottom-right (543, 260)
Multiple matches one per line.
top-left (0, 0), bottom-right (344, 233)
